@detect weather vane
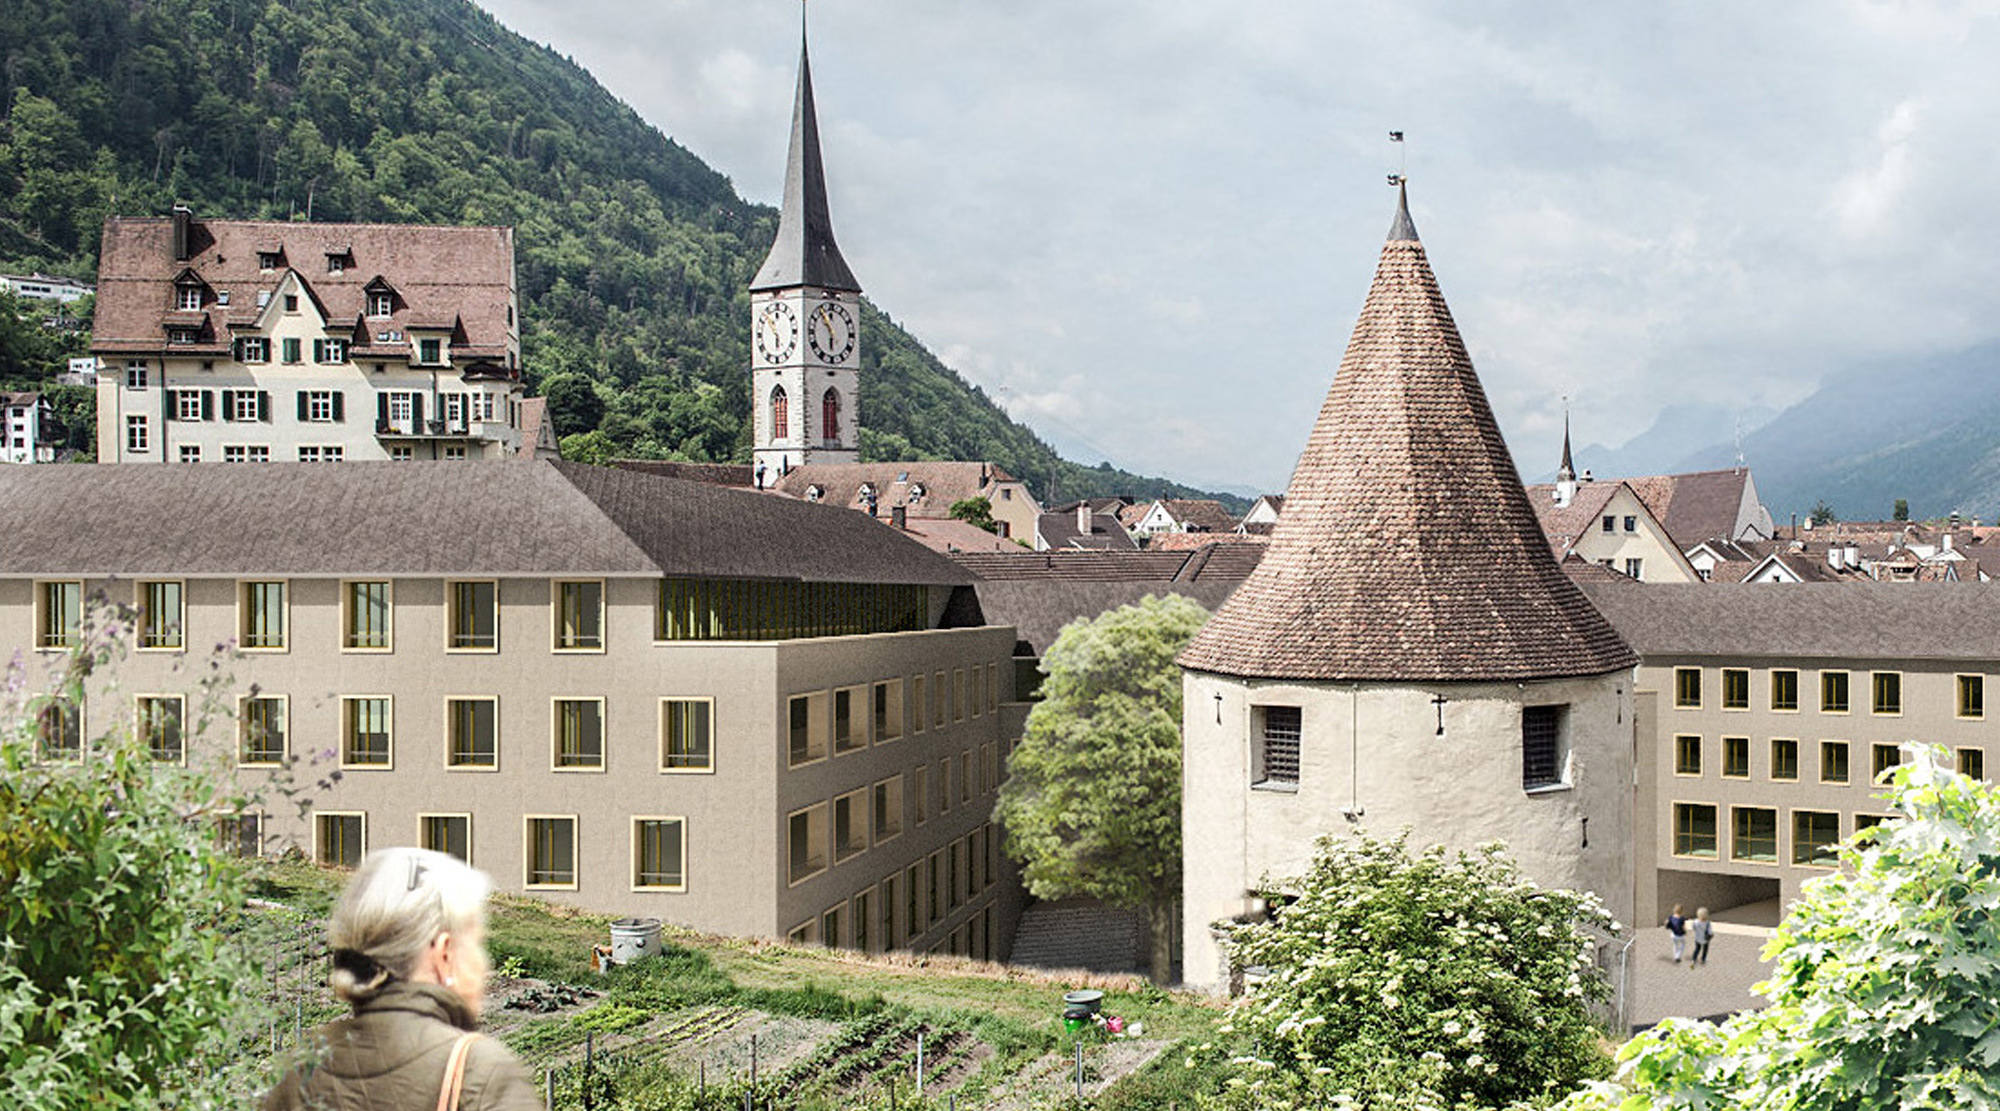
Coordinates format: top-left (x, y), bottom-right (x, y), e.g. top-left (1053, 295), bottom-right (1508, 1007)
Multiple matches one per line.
top-left (1387, 130), bottom-right (1406, 186)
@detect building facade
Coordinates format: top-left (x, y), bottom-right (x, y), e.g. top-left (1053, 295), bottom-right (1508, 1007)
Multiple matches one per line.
top-left (91, 208), bottom-right (527, 463)
top-left (2, 392), bottom-right (62, 463)
top-left (1, 461), bottom-right (1021, 959)
top-left (0, 272), bottom-right (93, 302)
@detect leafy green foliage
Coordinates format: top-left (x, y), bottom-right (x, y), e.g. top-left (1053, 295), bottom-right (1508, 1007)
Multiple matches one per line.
top-left (948, 495), bottom-right (998, 533)
top-left (0, 0), bottom-right (1240, 506)
top-left (1561, 745), bottom-right (2000, 1111)
top-left (1197, 833), bottom-right (1615, 1111)
top-left (1810, 499), bottom-right (1838, 525)
top-left (0, 603), bottom-right (261, 1109)
top-left (996, 593), bottom-right (1209, 982)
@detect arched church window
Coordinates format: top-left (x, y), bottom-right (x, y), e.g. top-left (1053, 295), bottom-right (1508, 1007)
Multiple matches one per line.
top-left (770, 386), bottom-right (789, 441)
top-left (822, 389), bottom-right (841, 442)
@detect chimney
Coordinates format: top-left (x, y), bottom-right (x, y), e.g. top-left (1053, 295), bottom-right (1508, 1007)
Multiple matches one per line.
top-left (891, 505), bottom-right (907, 530)
top-left (171, 204), bottom-right (193, 262)
top-left (1580, 469), bottom-right (1594, 483)
top-left (1827, 545), bottom-right (1843, 570)
top-left (1944, 532), bottom-right (1955, 552)
top-left (1077, 502), bottom-right (1092, 536)
top-left (1846, 542), bottom-right (1859, 568)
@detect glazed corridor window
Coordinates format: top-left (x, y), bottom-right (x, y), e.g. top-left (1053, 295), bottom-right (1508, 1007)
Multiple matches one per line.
top-left (1821, 741), bottom-right (1850, 784)
top-left (139, 581), bottom-right (183, 649)
top-left (1871, 672), bottom-right (1902, 715)
top-left (449, 581), bottom-right (498, 649)
top-left (240, 581), bottom-right (286, 649)
top-left (1793, 811), bottom-right (1841, 867)
top-left (555, 581), bottom-right (604, 650)
top-left (1673, 803), bottom-right (1718, 858)
top-left (1674, 735), bottom-right (1701, 776)
top-left (239, 697), bottom-right (286, 765)
top-left (342, 697), bottom-right (391, 766)
top-left (421, 815), bottom-right (471, 862)
top-left (344, 581), bottom-right (391, 649)
top-left (1674, 668), bottom-right (1702, 708)
top-left (1771, 670), bottom-right (1800, 711)
top-left (1253, 705), bottom-right (1302, 787)
top-left (660, 699), bottom-right (713, 771)
top-left (1959, 675), bottom-right (1985, 719)
top-left (38, 581), bottom-right (81, 649)
top-left (873, 679), bottom-right (903, 741)
top-left (447, 699), bottom-right (497, 767)
top-left (633, 819), bottom-right (686, 889)
top-left (1731, 806), bottom-right (1779, 863)
top-left (140, 696), bottom-right (184, 762)
top-left (1522, 705), bottom-right (1566, 789)
top-left (1722, 737), bottom-right (1750, 778)
top-left (526, 817), bottom-right (577, 887)
top-left (655, 577), bottom-right (933, 641)
top-left (1721, 669), bottom-right (1750, 710)
top-left (1770, 739), bottom-right (1799, 781)
top-left (554, 699), bottom-right (605, 769)
top-left (317, 814), bottom-right (364, 868)
top-left (1871, 743), bottom-right (1901, 782)
top-left (788, 804), bottom-right (827, 883)
top-left (1821, 671), bottom-right (1850, 713)
top-left (36, 698), bottom-right (82, 762)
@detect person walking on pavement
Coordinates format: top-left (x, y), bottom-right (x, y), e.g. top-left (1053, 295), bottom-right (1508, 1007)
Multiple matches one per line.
top-left (1665, 903), bottom-right (1687, 963)
top-left (1690, 906), bottom-right (1714, 966)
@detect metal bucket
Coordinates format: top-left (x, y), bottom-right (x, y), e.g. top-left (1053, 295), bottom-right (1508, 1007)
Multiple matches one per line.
top-left (609, 917), bottom-right (663, 965)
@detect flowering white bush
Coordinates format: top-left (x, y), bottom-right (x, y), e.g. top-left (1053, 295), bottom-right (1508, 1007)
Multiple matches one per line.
top-left (1196, 832), bottom-right (1616, 1110)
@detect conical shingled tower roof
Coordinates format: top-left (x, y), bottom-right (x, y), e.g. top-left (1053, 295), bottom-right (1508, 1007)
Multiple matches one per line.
top-left (751, 34), bottom-right (861, 293)
top-left (1179, 187), bottom-right (1635, 682)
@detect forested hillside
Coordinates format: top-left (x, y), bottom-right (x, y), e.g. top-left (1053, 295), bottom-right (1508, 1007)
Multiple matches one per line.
top-left (0, 0), bottom-right (1232, 505)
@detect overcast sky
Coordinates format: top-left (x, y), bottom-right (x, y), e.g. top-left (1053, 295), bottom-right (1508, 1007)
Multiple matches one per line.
top-left (475, 0), bottom-right (2000, 494)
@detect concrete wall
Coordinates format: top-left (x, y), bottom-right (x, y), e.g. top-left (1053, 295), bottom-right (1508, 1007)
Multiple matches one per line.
top-left (1182, 669), bottom-right (1635, 992)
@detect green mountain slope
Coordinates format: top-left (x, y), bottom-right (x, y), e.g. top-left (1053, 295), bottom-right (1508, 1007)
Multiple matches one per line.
top-left (0, 0), bottom-right (1237, 508)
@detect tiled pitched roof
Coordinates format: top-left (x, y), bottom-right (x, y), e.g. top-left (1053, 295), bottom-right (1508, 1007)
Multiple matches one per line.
top-left (1144, 530), bottom-right (1268, 552)
top-left (93, 215), bottom-right (517, 364)
top-left (974, 583), bottom-right (1237, 656)
top-left (1036, 509), bottom-right (1138, 551)
top-left (612, 459), bottom-right (755, 486)
top-left (0, 461), bottom-right (970, 585)
top-left (1622, 469), bottom-right (1756, 548)
top-left (1158, 499), bottom-right (1238, 533)
top-left (1524, 481), bottom-right (1624, 557)
top-left (1178, 188), bottom-right (1636, 682)
top-left (771, 461), bottom-right (1015, 516)
top-left (894, 517), bottom-right (1024, 554)
top-left (952, 544), bottom-right (1262, 584)
top-left (1582, 581), bottom-right (2000, 660)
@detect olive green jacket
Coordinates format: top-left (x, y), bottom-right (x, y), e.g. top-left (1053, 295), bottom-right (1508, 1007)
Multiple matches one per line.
top-left (262, 982), bottom-right (540, 1111)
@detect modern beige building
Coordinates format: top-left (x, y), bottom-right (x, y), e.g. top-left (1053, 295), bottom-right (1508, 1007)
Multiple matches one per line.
top-left (1177, 188), bottom-right (1638, 991)
top-left (1, 461), bottom-right (1022, 959)
top-left (1584, 581), bottom-right (1995, 925)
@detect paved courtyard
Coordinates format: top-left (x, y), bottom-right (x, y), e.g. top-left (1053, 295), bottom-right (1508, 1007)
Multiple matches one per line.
top-left (1623, 910), bottom-right (1778, 1032)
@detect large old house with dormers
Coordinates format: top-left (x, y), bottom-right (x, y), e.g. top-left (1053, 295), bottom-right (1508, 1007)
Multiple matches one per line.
top-left (92, 207), bottom-right (528, 463)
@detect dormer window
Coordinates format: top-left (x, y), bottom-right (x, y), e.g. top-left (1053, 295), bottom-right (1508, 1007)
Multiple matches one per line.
top-left (176, 285), bottom-right (202, 311)
top-left (909, 482), bottom-right (927, 501)
top-left (257, 291), bottom-right (271, 308)
top-left (216, 290), bottom-right (230, 306)
top-left (368, 291), bottom-right (393, 318)
top-left (416, 337), bottom-right (445, 366)
top-left (257, 251), bottom-right (282, 270)
top-left (806, 485), bottom-right (824, 503)
top-left (327, 257), bottom-right (344, 274)
top-left (168, 328), bottom-right (198, 345)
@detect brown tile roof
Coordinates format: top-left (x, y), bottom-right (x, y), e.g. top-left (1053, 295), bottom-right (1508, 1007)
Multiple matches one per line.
top-left (612, 459), bottom-right (755, 486)
top-left (1178, 190), bottom-right (1636, 682)
top-left (1621, 469), bottom-right (1756, 548)
top-left (0, 461), bottom-right (970, 585)
top-left (1037, 509), bottom-right (1138, 551)
top-left (1524, 481), bottom-right (1625, 557)
top-left (770, 461), bottom-right (1017, 517)
top-left (1581, 581), bottom-right (2000, 660)
top-left (893, 517), bottom-right (1024, 554)
top-left (518, 397), bottom-right (559, 460)
top-left (974, 583), bottom-right (1237, 656)
top-left (951, 544), bottom-right (1262, 585)
top-left (93, 214), bottom-right (517, 365)
top-left (1558, 554), bottom-right (1633, 584)
top-left (1143, 530), bottom-right (1267, 552)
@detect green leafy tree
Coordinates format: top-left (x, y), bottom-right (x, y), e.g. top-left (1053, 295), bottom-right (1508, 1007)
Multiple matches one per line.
top-left (1893, 498), bottom-right (1910, 522)
top-left (1560, 744), bottom-right (2000, 1111)
top-left (948, 495), bottom-right (998, 534)
top-left (1196, 833), bottom-right (1616, 1111)
top-left (995, 593), bottom-right (1208, 983)
top-left (1810, 499), bottom-right (1838, 526)
top-left (0, 601), bottom-right (263, 1109)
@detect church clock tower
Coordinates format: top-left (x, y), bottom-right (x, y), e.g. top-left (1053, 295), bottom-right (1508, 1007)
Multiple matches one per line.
top-left (751, 27), bottom-right (862, 483)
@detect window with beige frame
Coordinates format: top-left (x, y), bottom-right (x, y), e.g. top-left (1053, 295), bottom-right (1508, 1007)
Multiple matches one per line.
top-left (852, 888), bottom-right (873, 953)
top-left (1722, 736), bottom-right (1749, 779)
top-left (240, 581), bottom-right (287, 650)
top-left (342, 696), bottom-right (392, 767)
top-left (788, 803), bottom-right (828, 884)
top-left (872, 775), bottom-right (904, 844)
top-left (873, 679), bottom-right (903, 742)
top-left (660, 698), bottom-right (713, 772)
top-left (988, 662), bottom-right (1000, 711)
top-left (1674, 734), bottom-right (1701, 776)
top-left (1770, 669), bottom-right (1799, 712)
top-left (552, 580), bottom-right (603, 651)
top-left (1871, 743), bottom-right (1901, 782)
top-left (421, 814), bottom-right (472, 863)
top-left (343, 581), bottom-right (392, 651)
top-left (1672, 802), bottom-right (1717, 858)
top-left (821, 902), bottom-right (845, 949)
top-left (632, 817), bottom-right (687, 891)
top-left (525, 816), bottom-right (577, 889)
top-left (913, 764), bottom-right (929, 825)
top-left (928, 850), bottom-right (943, 923)
top-left (833, 686), bottom-right (864, 754)
top-left (960, 751), bottom-right (973, 804)
top-left (35, 697), bottom-right (82, 763)
top-left (833, 789), bottom-right (868, 862)
top-left (139, 695), bottom-right (184, 763)
top-left (1871, 671), bottom-right (1902, 715)
top-left (215, 811), bottom-right (264, 859)
top-left (447, 581), bottom-right (498, 650)
top-left (911, 674), bottom-right (926, 733)
top-left (1792, 810), bottom-right (1840, 868)
top-left (239, 696), bottom-right (287, 766)
top-left (447, 698), bottom-right (498, 768)
top-left (1673, 667), bottom-right (1701, 709)
top-left (969, 826), bottom-right (986, 893)
top-left (138, 580), bottom-right (183, 650)
top-left (1731, 807), bottom-right (1778, 863)
top-left (947, 838), bottom-right (963, 911)
top-left (933, 671), bottom-right (946, 728)
top-left (788, 692), bottom-right (827, 767)
top-left (1721, 669), bottom-right (1749, 710)
top-left (1961, 748), bottom-right (1987, 781)
top-left (553, 698), bottom-right (605, 770)
top-left (1854, 813), bottom-right (1892, 834)
top-left (1820, 671), bottom-right (1849, 713)
top-left (905, 863), bottom-right (924, 934)
top-left (787, 921), bottom-right (815, 946)
top-left (938, 758), bottom-right (952, 814)
top-left (1958, 675), bottom-right (1985, 720)
top-left (1821, 740), bottom-right (1850, 784)
top-left (953, 668), bottom-right (965, 722)
top-left (971, 664), bottom-right (984, 718)
top-left (37, 581), bottom-right (81, 650)
top-left (1770, 738), bottom-right (1799, 781)
top-left (316, 812), bottom-right (365, 868)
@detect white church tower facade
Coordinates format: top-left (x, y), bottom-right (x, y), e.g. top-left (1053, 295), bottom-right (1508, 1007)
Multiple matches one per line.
top-left (751, 29), bottom-right (863, 485)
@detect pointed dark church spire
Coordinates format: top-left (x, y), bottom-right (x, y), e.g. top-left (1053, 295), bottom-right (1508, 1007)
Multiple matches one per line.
top-left (1386, 180), bottom-right (1420, 242)
top-left (1558, 409), bottom-right (1576, 481)
top-left (751, 27), bottom-right (861, 293)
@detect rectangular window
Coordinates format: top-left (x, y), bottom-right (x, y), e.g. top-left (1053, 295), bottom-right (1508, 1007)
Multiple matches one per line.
top-left (176, 390), bottom-right (207, 421)
top-left (971, 665), bottom-right (984, 717)
top-left (297, 445), bottom-right (344, 463)
top-left (140, 695), bottom-right (184, 762)
top-left (789, 693), bottom-right (826, 767)
top-left (343, 581), bottom-right (392, 650)
top-left (853, 888), bottom-right (873, 953)
top-left (880, 875), bottom-right (901, 950)
top-left (237, 337), bottom-right (268, 363)
top-left (314, 338), bottom-right (348, 364)
top-left (37, 581), bottom-right (81, 649)
top-left (443, 446), bottom-right (466, 460)
top-left (216, 812), bottom-right (265, 859)
top-left (316, 813), bottom-right (365, 868)
top-left (834, 789), bottom-right (867, 862)
top-left (1792, 811), bottom-right (1841, 868)
top-left (1960, 748), bottom-right (1986, 781)
top-left (417, 337), bottom-right (443, 365)
top-left (1821, 741), bottom-right (1850, 784)
top-left (1854, 814), bottom-right (1890, 835)
top-left (953, 668), bottom-right (966, 721)
top-left (873, 776), bottom-right (904, 843)
top-left (1522, 705), bottom-right (1567, 789)
top-left (125, 362), bottom-right (149, 388)
top-left (660, 699), bottom-right (713, 771)
top-left (834, 687), bottom-right (862, 753)
top-left (554, 699), bottom-right (605, 769)
top-left (369, 291), bottom-right (392, 317)
top-left (1959, 675), bottom-right (1985, 720)
top-left (1770, 738), bottom-right (1799, 781)
top-left (1674, 734), bottom-right (1701, 776)
top-left (788, 803), bottom-right (827, 884)
top-left (1771, 669), bottom-right (1799, 711)
top-left (929, 852), bottom-right (943, 923)
top-left (873, 679), bottom-right (903, 742)
top-left (969, 826), bottom-right (987, 892)
top-left (1673, 802), bottom-right (1718, 858)
top-left (1871, 672), bottom-right (1902, 715)
top-left (822, 904), bottom-right (843, 949)
top-left (911, 674), bottom-right (926, 733)
top-left (1674, 668), bottom-right (1702, 709)
top-left (1623, 515), bottom-right (1637, 532)
top-left (223, 445), bottom-right (272, 463)
top-left (1721, 669), bottom-right (1749, 710)
top-left (1601, 515), bottom-right (1615, 533)
top-left (138, 581), bottom-right (182, 649)
top-left (421, 815), bottom-right (472, 863)
top-left (446, 699), bottom-right (497, 768)
top-left (176, 285), bottom-right (201, 311)
top-left (525, 816), bottom-right (577, 888)
top-left (947, 839), bottom-right (962, 911)
top-left (448, 581), bottom-right (498, 650)
top-left (1731, 806), bottom-right (1779, 863)
top-left (1821, 671), bottom-right (1849, 713)
top-left (939, 758), bottom-right (952, 813)
top-left (126, 415), bottom-right (149, 453)
top-left (342, 697), bottom-right (392, 767)
top-left (990, 662), bottom-right (1001, 711)
top-left (1722, 736), bottom-right (1750, 778)
top-left (35, 698), bottom-right (82, 762)
top-left (1624, 557), bottom-right (1644, 580)
top-left (240, 581), bottom-right (286, 650)
top-left (239, 696), bottom-right (286, 765)
top-left (554, 581), bottom-right (603, 650)
top-left (305, 390), bottom-right (337, 422)
top-left (1254, 705), bottom-right (1302, 787)
top-left (913, 764), bottom-right (930, 825)
top-left (281, 337), bottom-right (302, 364)
top-left (933, 671), bottom-right (947, 728)
top-left (906, 863), bottom-right (924, 933)
top-left (633, 818), bottom-right (687, 890)
top-left (1871, 743), bottom-right (1901, 782)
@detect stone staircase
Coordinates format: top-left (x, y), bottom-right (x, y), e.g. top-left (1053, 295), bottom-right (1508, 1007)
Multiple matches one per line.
top-left (1006, 897), bottom-right (1147, 974)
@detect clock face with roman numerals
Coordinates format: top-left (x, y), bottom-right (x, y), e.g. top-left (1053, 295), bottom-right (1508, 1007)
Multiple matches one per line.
top-left (808, 301), bottom-right (856, 365)
top-left (755, 302), bottom-right (798, 364)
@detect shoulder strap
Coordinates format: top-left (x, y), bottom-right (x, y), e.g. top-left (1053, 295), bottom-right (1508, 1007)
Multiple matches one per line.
top-left (436, 1031), bottom-right (482, 1111)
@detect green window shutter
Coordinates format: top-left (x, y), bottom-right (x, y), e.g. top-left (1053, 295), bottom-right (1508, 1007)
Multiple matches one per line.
top-left (296, 392), bottom-right (309, 421)
top-left (332, 392), bottom-right (345, 423)
top-left (220, 390), bottom-right (235, 422)
top-left (201, 390), bottom-right (215, 421)
top-left (257, 391), bottom-right (270, 422)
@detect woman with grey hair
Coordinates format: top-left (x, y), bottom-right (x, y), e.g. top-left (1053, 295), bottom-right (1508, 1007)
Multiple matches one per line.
top-left (263, 847), bottom-right (541, 1110)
